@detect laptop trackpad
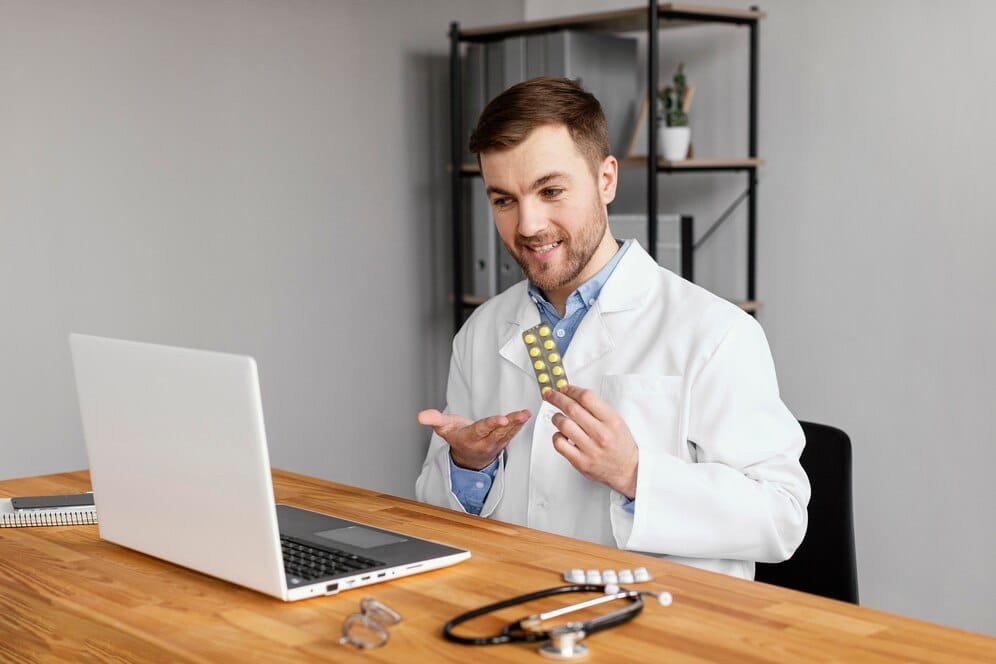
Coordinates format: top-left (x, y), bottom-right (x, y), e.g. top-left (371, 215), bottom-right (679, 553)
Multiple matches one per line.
top-left (315, 526), bottom-right (407, 550)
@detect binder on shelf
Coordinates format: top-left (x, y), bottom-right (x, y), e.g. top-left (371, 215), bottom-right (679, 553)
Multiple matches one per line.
top-left (483, 38), bottom-right (526, 294)
top-left (608, 213), bottom-right (690, 277)
top-left (464, 177), bottom-right (497, 300)
top-left (545, 31), bottom-right (638, 157)
top-left (624, 95), bottom-right (650, 159)
top-left (463, 43), bottom-right (496, 301)
top-left (1, 496), bottom-right (98, 528)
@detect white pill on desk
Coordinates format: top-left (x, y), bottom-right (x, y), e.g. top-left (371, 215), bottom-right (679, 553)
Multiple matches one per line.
top-left (604, 583), bottom-right (619, 595)
top-left (602, 570), bottom-right (618, 583)
top-left (563, 570), bottom-right (582, 583)
top-left (657, 591), bottom-right (673, 607)
top-left (618, 569), bottom-right (634, 584)
top-left (585, 571), bottom-right (602, 584)
top-left (634, 567), bottom-right (651, 583)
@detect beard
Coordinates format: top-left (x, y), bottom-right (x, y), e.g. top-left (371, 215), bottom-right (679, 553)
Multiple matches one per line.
top-left (504, 194), bottom-right (607, 294)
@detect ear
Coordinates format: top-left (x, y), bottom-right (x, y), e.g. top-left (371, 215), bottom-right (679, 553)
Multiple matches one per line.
top-left (598, 155), bottom-right (618, 205)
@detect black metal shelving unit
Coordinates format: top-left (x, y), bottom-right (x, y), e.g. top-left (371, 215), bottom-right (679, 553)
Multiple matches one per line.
top-left (449, 2), bottom-right (765, 330)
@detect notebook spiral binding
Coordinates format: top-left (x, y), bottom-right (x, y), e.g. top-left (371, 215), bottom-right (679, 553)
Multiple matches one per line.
top-left (1, 509), bottom-right (98, 528)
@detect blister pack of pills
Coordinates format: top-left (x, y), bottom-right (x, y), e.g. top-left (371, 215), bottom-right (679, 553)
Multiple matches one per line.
top-left (562, 567), bottom-right (652, 585)
top-left (522, 323), bottom-right (568, 396)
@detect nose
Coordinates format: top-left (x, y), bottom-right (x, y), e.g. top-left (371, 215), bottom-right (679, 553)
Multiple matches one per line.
top-left (516, 198), bottom-right (548, 238)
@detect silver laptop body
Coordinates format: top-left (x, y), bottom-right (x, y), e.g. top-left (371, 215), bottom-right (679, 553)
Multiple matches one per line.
top-left (69, 333), bottom-right (469, 601)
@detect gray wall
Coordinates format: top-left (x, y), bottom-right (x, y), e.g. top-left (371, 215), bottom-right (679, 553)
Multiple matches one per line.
top-left (525, 0), bottom-right (996, 637)
top-left (0, 0), bottom-right (523, 493)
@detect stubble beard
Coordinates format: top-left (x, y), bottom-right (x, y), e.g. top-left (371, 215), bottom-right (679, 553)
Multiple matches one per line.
top-left (506, 194), bottom-right (607, 294)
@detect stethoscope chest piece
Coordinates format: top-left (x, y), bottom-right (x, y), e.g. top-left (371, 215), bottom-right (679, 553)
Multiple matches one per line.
top-left (538, 624), bottom-right (589, 660)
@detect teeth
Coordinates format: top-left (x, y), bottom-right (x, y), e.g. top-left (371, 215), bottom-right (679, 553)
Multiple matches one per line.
top-left (531, 241), bottom-right (560, 254)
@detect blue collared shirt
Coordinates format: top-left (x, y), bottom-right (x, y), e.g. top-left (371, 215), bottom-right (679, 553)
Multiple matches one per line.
top-left (449, 240), bottom-right (637, 515)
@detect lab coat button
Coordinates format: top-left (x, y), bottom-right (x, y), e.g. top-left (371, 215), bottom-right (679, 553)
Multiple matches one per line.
top-left (556, 329), bottom-right (566, 338)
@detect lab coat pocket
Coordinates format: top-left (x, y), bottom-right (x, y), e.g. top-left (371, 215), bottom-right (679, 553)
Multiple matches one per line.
top-left (600, 375), bottom-right (688, 461)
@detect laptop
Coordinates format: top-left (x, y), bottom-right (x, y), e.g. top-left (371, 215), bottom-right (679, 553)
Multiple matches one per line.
top-left (69, 333), bottom-right (469, 601)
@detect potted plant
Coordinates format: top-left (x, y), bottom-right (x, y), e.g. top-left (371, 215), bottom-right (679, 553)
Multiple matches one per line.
top-left (657, 63), bottom-right (693, 161)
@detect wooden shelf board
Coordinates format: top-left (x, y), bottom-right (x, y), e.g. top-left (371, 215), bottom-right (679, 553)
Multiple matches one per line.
top-left (461, 158), bottom-right (762, 175)
top-left (460, 294), bottom-right (487, 307)
top-left (460, 4), bottom-right (765, 41)
top-left (620, 156), bottom-right (764, 171)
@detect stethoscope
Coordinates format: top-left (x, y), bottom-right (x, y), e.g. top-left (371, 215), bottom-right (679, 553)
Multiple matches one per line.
top-left (443, 584), bottom-right (672, 660)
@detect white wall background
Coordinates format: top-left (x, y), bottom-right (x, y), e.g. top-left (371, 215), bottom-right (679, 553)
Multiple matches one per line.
top-left (524, 0), bottom-right (996, 638)
top-left (0, 0), bottom-right (522, 493)
top-left (3, 0), bottom-right (993, 638)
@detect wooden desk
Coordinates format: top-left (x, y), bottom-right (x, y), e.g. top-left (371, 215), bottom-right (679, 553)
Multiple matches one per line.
top-left (1, 470), bottom-right (993, 662)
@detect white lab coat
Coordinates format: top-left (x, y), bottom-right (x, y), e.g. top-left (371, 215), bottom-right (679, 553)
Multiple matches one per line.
top-left (416, 243), bottom-right (810, 579)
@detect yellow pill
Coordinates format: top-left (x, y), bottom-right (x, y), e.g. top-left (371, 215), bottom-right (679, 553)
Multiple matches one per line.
top-left (529, 347), bottom-right (541, 357)
top-left (524, 333), bottom-right (536, 344)
top-left (533, 360), bottom-right (546, 370)
top-left (556, 379), bottom-right (567, 389)
top-left (552, 366), bottom-right (563, 376)
top-left (543, 339), bottom-right (556, 350)
top-left (548, 352), bottom-right (560, 363)
top-left (539, 326), bottom-right (551, 337)
top-left (537, 373), bottom-right (550, 383)
top-left (541, 386), bottom-right (552, 394)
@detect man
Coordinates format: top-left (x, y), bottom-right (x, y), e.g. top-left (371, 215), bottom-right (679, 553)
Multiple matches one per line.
top-left (416, 77), bottom-right (809, 579)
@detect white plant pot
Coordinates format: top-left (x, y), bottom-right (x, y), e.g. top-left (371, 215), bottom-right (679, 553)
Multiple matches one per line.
top-left (659, 126), bottom-right (691, 161)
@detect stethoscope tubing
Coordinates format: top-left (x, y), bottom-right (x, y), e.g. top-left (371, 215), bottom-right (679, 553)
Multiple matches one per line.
top-left (442, 584), bottom-right (645, 646)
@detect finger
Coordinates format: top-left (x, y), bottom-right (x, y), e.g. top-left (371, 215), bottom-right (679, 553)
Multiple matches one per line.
top-left (505, 409), bottom-right (532, 425)
top-left (485, 419), bottom-right (523, 444)
top-left (551, 412), bottom-right (592, 449)
top-left (552, 431), bottom-right (585, 469)
top-left (416, 409), bottom-right (444, 426)
top-left (557, 384), bottom-right (616, 421)
top-left (418, 410), bottom-right (473, 435)
top-left (471, 414), bottom-right (511, 438)
top-left (491, 420), bottom-right (529, 447)
top-left (544, 388), bottom-right (607, 440)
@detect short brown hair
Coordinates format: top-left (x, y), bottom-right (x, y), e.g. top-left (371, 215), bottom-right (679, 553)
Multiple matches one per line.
top-left (468, 76), bottom-right (610, 172)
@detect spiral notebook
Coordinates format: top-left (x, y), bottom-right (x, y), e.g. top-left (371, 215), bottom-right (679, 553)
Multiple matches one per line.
top-left (0, 497), bottom-right (98, 528)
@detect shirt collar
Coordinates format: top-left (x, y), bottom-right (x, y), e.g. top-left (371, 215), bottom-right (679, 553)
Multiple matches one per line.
top-left (527, 239), bottom-right (633, 319)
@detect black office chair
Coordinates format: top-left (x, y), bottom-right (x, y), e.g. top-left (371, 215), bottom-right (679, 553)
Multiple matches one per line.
top-left (754, 421), bottom-right (859, 604)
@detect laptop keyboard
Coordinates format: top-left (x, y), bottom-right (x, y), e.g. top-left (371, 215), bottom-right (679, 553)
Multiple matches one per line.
top-left (280, 535), bottom-right (383, 583)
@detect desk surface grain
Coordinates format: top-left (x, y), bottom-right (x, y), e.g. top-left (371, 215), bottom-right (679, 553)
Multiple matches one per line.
top-left (0, 470), bottom-right (992, 663)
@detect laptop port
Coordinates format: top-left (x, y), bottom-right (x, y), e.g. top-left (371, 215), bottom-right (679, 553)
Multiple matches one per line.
top-left (326, 583), bottom-right (339, 592)
top-left (377, 572), bottom-right (386, 578)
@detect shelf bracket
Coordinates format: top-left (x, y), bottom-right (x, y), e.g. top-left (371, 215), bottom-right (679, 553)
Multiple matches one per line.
top-left (692, 177), bottom-right (758, 252)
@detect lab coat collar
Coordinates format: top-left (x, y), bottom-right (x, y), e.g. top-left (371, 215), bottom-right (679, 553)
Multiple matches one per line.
top-left (498, 284), bottom-right (542, 376)
top-left (497, 242), bottom-right (659, 376)
top-left (594, 241), bottom-right (658, 314)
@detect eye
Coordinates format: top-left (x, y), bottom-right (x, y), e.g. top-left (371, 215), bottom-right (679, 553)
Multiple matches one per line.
top-left (491, 197), bottom-right (513, 208)
top-left (541, 187), bottom-right (564, 199)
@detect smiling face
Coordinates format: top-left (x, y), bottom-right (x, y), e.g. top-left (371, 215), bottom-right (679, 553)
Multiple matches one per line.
top-left (481, 124), bottom-right (619, 310)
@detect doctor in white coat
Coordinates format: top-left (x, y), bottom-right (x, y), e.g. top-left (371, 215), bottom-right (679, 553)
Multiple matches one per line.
top-left (417, 77), bottom-right (809, 579)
